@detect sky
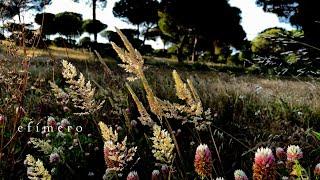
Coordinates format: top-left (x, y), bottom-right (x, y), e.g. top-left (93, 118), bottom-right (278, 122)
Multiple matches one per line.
top-left (14, 0), bottom-right (294, 49)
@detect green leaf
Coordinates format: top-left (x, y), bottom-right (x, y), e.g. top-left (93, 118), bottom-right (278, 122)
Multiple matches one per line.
top-left (313, 131), bottom-right (320, 141)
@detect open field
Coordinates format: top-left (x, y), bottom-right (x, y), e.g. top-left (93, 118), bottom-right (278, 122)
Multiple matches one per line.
top-left (1, 44), bottom-right (320, 179)
top-left (1, 0), bottom-right (319, 179)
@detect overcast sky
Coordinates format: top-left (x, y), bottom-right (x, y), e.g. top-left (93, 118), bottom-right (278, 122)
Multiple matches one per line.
top-left (15, 0), bottom-right (294, 49)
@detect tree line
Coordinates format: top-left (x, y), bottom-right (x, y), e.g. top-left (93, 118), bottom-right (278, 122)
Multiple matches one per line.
top-left (0, 0), bottom-right (320, 75)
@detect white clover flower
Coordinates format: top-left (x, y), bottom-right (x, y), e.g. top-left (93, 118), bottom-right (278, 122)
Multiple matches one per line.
top-left (234, 169), bottom-right (248, 180)
top-left (254, 147), bottom-right (275, 167)
top-left (49, 153), bottom-right (60, 163)
top-left (314, 163), bottom-right (320, 176)
top-left (126, 171), bottom-right (139, 180)
top-left (287, 145), bottom-right (303, 161)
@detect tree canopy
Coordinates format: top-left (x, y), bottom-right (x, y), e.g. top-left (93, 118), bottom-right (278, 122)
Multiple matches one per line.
top-left (54, 12), bottom-right (83, 38)
top-left (251, 27), bottom-right (289, 55)
top-left (82, 19), bottom-right (107, 36)
top-left (256, 0), bottom-right (320, 46)
top-left (159, 0), bottom-right (246, 61)
top-left (35, 13), bottom-right (56, 36)
top-left (101, 28), bottom-right (142, 48)
top-left (113, 0), bottom-right (159, 27)
top-left (0, 0), bottom-right (51, 19)
top-left (72, 0), bottom-right (107, 42)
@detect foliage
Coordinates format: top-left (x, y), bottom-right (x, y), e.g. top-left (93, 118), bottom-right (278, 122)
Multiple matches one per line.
top-left (72, 0), bottom-right (107, 42)
top-left (113, 0), bottom-right (159, 27)
top-left (0, 0), bottom-right (51, 19)
top-left (159, 0), bottom-right (246, 62)
top-left (54, 12), bottom-right (83, 38)
top-left (256, 0), bottom-right (320, 46)
top-left (79, 36), bottom-right (92, 48)
top-left (250, 27), bottom-right (320, 76)
top-left (82, 19), bottom-right (107, 36)
top-left (4, 22), bottom-right (32, 32)
top-left (0, 48), bottom-right (30, 176)
top-left (50, 60), bottom-right (105, 115)
top-left (53, 37), bottom-right (75, 48)
top-left (2, 2), bottom-right (320, 176)
top-left (101, 28), bottom-right (143, 50)
top-left (24, 154), bottom-right (51, 180)
top-left (34, 13), bottom-right (57, 36)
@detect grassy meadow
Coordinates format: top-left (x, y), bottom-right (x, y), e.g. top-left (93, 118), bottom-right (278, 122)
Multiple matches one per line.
top-left (1, 37), bottom-right (320, 180)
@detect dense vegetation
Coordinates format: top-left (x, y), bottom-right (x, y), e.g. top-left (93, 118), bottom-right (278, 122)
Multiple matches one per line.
top-left (0, 0), bottom-right (320, 179)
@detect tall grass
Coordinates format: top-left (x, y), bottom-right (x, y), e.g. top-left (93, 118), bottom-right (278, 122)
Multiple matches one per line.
top-left (0, 29), bottom-right (320, 179)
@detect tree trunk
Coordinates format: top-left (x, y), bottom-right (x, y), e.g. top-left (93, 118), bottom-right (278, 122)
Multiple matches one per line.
top-left (191, 35), bottom-right (198, 62)
top-left (93, 0), bottom-right (97, 42)
top-left (177, 35), bottom-right (186, 63)
top-left (137, 24), bottom-right (140, 39)
top-left (142, 24), bottom-right (150, 46)
top-left (212, 40), bottom-right (220, 62)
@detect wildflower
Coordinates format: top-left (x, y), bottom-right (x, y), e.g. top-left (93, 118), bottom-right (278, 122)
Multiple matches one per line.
top-left (88, 172), bottom-right (94, 176)
top-left (24, 154), bottom-right (51, 180)
top-left (56, 131), bottom-right (66, 138)
top-left (73, 139), bottom-right (79, 146)
top-left (60, 118), bottom-right (70, 128)
top-left (253, 147), bottom-right (276, 179)
top-left (276, 147), bottom-right (286, 159)
top-left (194, 144), bottom-right (213, 178)
top-left (127, 171), bottom-right (139, 180)
top-left (116, 125), bottom-right (123, 131)
top-left (51, 167), bottom-right (57, 175)
top-left (314, 163), bottom-right (320, 176)
top-left (47, 116), bottom-right (56, 128)
top-left (254, 84), bottom-right (263, 94)
top-left (176, 129), bottom-right (182, 136)
top-left (254, 147), bottom-right (275, 167)
top-left (287, 145), bottom-right (303, 162)
top-left (151, 170), bottom-right (160, 180)
top-left (130, 120), bottom-right (138, 127)
top-left (234, 169), bottom-right (248, 180)
top-left (63, 106), bottom-right (70, 112)
top-left (161, 164), bottom-right (169, 176)
top-left (49, 153), bottom-right (60, 163)
top-left (151, 125), bottom-right (174, 164)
